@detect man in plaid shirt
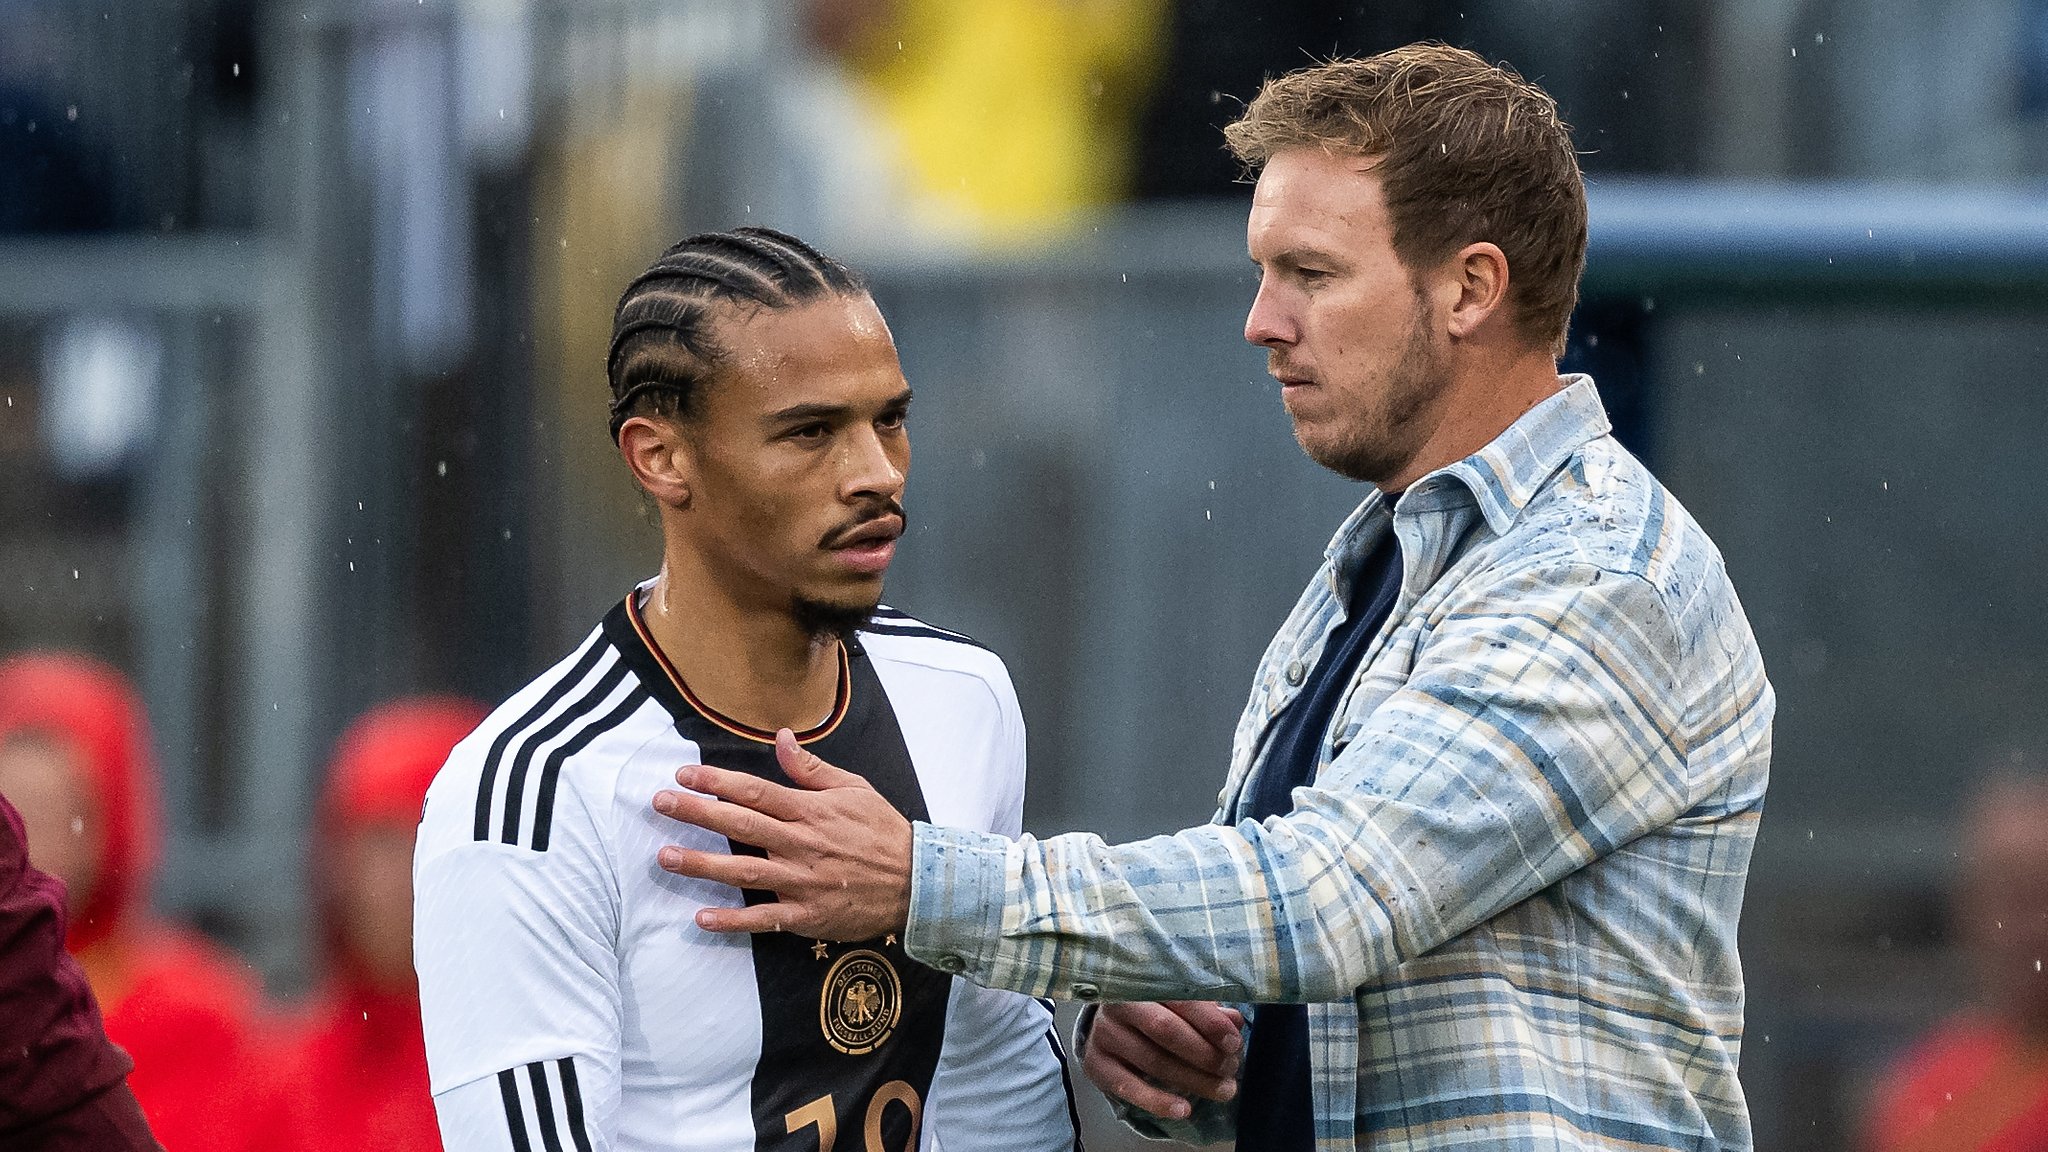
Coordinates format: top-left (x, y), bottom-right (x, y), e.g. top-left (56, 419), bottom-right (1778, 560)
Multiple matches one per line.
top-left (653, 44), bottom-right (1774, 1152)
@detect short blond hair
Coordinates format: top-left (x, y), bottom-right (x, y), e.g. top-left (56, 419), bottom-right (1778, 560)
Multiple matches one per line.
top-left (1225, 44), bottom-right (1587, 356)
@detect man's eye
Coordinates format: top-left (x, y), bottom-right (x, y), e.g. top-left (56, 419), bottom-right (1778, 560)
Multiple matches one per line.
top-left (1297, 267), bottom-right (1331, 282)
top-left (878, 410), bottom-right (908, 431)
top-left (790, 424), bottom-right (830, 440)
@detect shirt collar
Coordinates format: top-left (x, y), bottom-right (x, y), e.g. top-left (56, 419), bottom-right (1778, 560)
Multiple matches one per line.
top-left (1322, 374), bottom-right (1612, 565)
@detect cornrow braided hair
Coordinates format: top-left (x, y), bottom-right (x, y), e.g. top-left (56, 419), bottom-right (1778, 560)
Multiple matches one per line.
top-left (606, 226), bottom-right (867, 442)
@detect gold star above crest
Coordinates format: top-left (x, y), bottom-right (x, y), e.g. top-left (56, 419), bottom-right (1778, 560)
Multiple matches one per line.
top-left (812, 940), bottom-right (829, 960)
top-left (884, 933), bottom-right (897, 947)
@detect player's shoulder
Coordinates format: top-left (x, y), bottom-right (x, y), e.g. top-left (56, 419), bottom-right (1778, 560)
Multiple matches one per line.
top-left (437, 624), bottom-right (616, 774)
top-left (419, 623), bottom-right (655, 856)
top-left (858, 606), bottom-right (1005, 675)
top-left (857, 606), bottom-right (1021, 712)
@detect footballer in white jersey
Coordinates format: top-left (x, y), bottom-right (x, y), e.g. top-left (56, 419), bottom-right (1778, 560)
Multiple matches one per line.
top-left (413, 227), bottom-right (1080, 1151)
top-left (412, 596), bottom-right (1078, 1151)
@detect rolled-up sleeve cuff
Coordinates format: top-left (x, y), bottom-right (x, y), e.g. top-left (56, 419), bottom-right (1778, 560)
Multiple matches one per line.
top-left (904, 821), bottom-right (1010, 977)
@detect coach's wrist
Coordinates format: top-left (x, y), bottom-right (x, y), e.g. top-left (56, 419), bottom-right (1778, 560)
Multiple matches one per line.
top-left (903, 822), bottom-right (1009, 979)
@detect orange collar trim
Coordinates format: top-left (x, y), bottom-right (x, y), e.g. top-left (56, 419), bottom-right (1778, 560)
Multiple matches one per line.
top-left (623, 594), bottom-right (850, 746)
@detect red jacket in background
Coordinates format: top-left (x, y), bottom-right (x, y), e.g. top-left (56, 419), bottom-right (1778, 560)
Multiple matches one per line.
top-left (275, 697), bottom-right (486, 1152)
top-left (0, 653), bottom-right (277, 1152)
top-left (1870, 1018), bottom-right (2048, 1152)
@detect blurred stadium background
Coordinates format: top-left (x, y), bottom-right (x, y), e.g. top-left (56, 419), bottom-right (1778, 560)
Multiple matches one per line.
top-left (6, 0), bottom-right (2048, 1147)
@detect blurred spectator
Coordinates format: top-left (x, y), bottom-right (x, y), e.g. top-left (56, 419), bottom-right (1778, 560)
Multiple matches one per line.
top-left (1867, 774), bottom-right (2048, 1151)
top-left (813, 0), bottom-right (1169, 242)
top-left (0, 653), bottom-right (277, 1152)
top-left (0, 789), bottom-right (159, 1150)
top-left (274, 697), bottom-right (486, 1152)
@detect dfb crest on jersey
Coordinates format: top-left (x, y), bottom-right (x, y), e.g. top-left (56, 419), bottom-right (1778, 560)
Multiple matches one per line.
top-left (820, 949), bottom-right (902, 1055)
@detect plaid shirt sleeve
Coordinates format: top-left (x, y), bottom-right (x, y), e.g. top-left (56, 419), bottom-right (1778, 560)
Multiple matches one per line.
top-left (904, 557), bottom-right (1700, 1006)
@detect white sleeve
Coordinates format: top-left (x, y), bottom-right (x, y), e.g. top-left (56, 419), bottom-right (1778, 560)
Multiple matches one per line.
top-left (988, 659), bottom-right (1027, 838)
top-left (430, 1056), bottom-right (615, 1152)
top-left (414, 750), bottom-right (622, 1152)
top-left (924, 660), bottom-right (1077, 1152)
top-left (926, 988), bottom-right (1078, 1152)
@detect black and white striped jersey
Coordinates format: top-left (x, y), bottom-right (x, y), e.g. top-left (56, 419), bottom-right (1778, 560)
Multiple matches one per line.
top-left (414, 591), bottom-right (1080, 1152)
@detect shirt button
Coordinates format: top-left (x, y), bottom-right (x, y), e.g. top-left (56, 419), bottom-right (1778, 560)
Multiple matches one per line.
top-left (935, 954), bottom-right (965, 973)
top-left (1285, 661), bottom-right (1306, 686)
top-left (1071, 982), bottom-right (1101, 1001)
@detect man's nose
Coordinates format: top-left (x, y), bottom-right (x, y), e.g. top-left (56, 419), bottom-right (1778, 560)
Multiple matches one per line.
top-left (841, 428), bottom-right (906, 501)
top-left (1244, 281), bottom-right (1296, 348)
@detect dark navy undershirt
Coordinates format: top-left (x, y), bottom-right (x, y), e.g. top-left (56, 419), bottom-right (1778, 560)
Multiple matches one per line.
top-left (1233, 526), bottom-right (1404, 1152)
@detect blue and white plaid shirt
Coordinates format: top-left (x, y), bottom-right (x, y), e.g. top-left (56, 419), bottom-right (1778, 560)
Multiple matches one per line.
top-left (905, 376), bottom-right (1773, 1151)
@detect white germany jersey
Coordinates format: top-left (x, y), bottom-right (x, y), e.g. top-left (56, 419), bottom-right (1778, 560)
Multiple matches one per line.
top-left (414, 594), bottom-right (1080, 1152)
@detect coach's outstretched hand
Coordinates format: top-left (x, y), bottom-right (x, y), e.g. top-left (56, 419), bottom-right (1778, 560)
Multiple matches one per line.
top-left (652, 729), bottom-right (912, 941)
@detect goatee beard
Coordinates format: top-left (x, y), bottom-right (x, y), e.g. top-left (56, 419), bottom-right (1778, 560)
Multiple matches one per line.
top-left (792, 596), bottom-right (877, 644)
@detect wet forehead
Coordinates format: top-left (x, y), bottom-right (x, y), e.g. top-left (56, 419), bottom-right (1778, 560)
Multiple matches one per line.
top-left (1247, 148), bottom-right (1391, 258)
top-left (707, 295), bottom-right (903, 409)
top-left (722, 295), bottom-right (895, 377)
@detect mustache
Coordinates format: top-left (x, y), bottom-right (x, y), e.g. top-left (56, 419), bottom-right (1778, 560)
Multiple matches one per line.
top-left (818, 498), bottom-right (907, 549)
top-left (1268, 351), bottom-right (1308, 379)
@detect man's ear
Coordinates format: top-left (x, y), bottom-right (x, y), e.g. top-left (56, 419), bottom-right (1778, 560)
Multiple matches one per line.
top-left (618, 415), bottom-right (693, 509)
top-left (1443, 241), bottom-right (1511, 342)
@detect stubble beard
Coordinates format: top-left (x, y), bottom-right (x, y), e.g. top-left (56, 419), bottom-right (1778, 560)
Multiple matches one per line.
top-left (1296, 301), bottom-right (1449, 486)
top-left (792, 593), bottom-right (880, 645)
